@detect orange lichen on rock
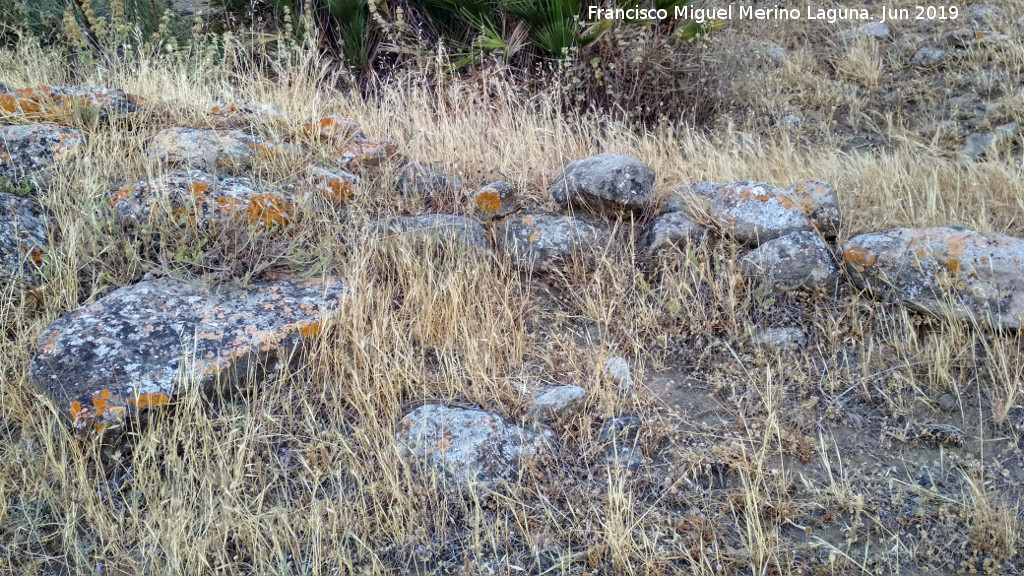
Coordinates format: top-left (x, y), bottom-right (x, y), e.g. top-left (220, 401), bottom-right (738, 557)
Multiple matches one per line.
top-left (130, 393), bottom-right (170, 410)
top-left (475, 189), bottom-right (501, 214)
top-left (339, 141), bottom-right (398, 169)
top-left (188, 181), bottom-right (210, 195)
top-left (298, 321), bottom-right (322, 338)
top-left (246, 194), bottom-right (294, 227)
top-left (108, 187), bottom-right (131, 206)
top-left (216, 195), bottom-right (247, 213)
top-left (844, 246), bottom-right (877, 269)
top-left (320, 177), bottom-right (355, 202)
top-left (70, 400), bottom-right (84, 419)
top-left (0, 87), bottom-right (51, 116)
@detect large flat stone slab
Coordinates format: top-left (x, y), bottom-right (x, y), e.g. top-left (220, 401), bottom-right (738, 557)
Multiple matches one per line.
top-left (31, 276), bottom-right (348, 434)
top-left (844, 227), bottom-right (1024, 328)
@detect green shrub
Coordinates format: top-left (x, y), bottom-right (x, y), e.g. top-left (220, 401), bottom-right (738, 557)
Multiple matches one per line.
top-left (0, 0), bottom-right (162, 47)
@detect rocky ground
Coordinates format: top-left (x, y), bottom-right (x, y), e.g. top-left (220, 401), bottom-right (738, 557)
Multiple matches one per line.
top-left (1, 4), bottom-right (1023, 574)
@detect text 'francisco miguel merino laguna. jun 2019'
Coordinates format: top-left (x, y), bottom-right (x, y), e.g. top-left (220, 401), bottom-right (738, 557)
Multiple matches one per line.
top-left (587, 3), bottom-right (962, 24)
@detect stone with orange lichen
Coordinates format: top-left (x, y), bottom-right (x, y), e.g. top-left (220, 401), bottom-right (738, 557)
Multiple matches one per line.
top-left (0, 85), bottom-right (142, 121)
top-left (472, 181), bottom-right (520, 219)
top-left (108, 171), bottom-right (298, 231)
top-left (305, 117), bottom-right (366, 146)
top-left (396, 404), bottom-right (552, 491)
top-left (282, 165), bottom-right (360, 204)
top-left (709, 179), bottom-right (841, 246)
top-left (550, 154), bottom-right (655, 217)
top-left (148, 127), bottom-right (299, 173)
top-left (30, 276), bottom-right (348, 435)
top-left (0, 123), bottom-right (83, 187)
top-left (844, 227), bottom-right (1024, 328)
top-left (335, 140), bottom-right (398, 171)
top-left (376, 214), bottom-right (491, 251)
top-left (206, 100), bottom-right (290, 129)
top-left (739, 231), bottom-right (839, 291)
top-left (500, 213), bottom-right (610, 272)
top-left (0, 190), bottom-right (49, 285)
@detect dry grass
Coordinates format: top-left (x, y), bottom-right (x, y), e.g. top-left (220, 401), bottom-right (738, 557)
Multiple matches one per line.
top-left (1, 22), bottom-right (1023, 575)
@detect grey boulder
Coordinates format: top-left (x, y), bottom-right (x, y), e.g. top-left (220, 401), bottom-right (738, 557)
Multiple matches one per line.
top-left (550, 154), bottom-right (655, 216)
top-left (644, 211), bottom-right (707, 255)
top-left (378, 214), bottom-right (491, 251)
top-left (710, 179), bottom-right (841, 245)
top-left (530, 385), bottom-right (587, 422)
top-left (500, 214), bottom-right (609, 271)
top-left (740, 231), bottom-right (839, 291)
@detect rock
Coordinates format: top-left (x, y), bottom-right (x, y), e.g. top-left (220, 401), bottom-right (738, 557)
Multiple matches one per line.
top-left (843, 227), bottom-right (1024, 328)
top-left (500, 214), bottom-right (609, 271)
top-left (841, 22), bottom-right (891, 41)
top-left (0, 190), bottom-right (48, 284)
top-left (378, 214), bottom-right (491, 251)
top-left (472, 181), bottom-right (520, 219)
top-left (108, 171), bottom-right (299, 230)
top-left (709, 179), bottom-right (841, 245)
top-left (860, 22), bottom-right (891, 39)
top-left (643, 211), bottom-right (707, 255)
top-left (938, 393), bottom-right (958, 412)
top-left (842, 135), bottom-right (881, 154)
top-left (750, 327), bottom-right (806, 351)
top-left (335, 139), bottom-right (398, 171)
top-left (530, 385), bottom-right (587, 423)
top-left (967, 4), bottom-right (1006, 26)
top-left (758, 41), bottom-right (788, 67)
top-left (0, 124), bottom-right (83, 187)
top-left (943, 28), bottom-right (1012, 49)
top-left (147, 127), bottom-right (299, 172)
top-left (304, 118), bottom-right (397, 173)
top-left (739, 231), bottom-right (839, 291)
top-left (0, 85), bottom-right (142, 120)
top-left (678, 181), bottom-right (721, 199)
top-left (394, 162), bottom-right (463, 197)
top-left (396, 404), bottom-right (549, 489)
top-left (599, 415), bottom-right (641, 444)
top-left (286, 165), bottom-right (359, 204)
top-left (911, 46), bottom-right (947, 68)
top-left (599, 415), bottom-right (644, 470)
top-left (603, 356), bottom-right (635, 397)
top-left (303, 117), bottom-right (367, 147)
top-left (207, 100), bottom-right (290, 128)
top-left (550, 154), bottom-right (655, 217)
top-left (30, 276), bottom-right (348, 434)
top-left (963, 133), bottom-right (998, 160)
top-left (962, 123), bottom-right (1019, 160)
